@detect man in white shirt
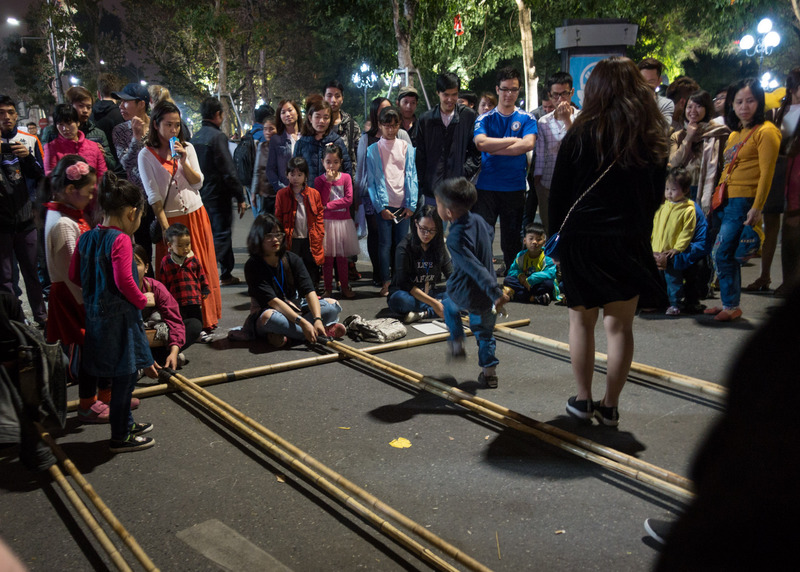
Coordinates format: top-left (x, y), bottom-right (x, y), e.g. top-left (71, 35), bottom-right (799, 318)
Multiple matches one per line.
top-left (638, 57), bottom-right (674, 132)
top-left (533, 71), bottom-right (578, 232)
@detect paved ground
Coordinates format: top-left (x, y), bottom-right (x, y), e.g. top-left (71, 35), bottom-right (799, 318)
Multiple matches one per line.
top-left (0, 212), bottom-right (787, 571)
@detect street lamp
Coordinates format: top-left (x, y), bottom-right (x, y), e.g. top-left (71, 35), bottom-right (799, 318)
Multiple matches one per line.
top-left (351, 62), bottom-right (377, 121)
top-left (739, 18), bottom-right (781, 75)
top-left (69, 76), bottom-right (79, 85)
top-left (7, 17), bottom-right (21, 26)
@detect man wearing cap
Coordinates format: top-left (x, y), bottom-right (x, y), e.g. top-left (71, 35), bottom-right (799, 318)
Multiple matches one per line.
top-left (112, 82), bottom-right (154, 262)
top-left (396, 86), bottom-right (419, 147)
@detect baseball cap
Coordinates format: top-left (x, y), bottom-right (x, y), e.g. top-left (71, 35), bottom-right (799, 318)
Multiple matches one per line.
top-left (112, 83), bottom-right (151, 103)
top-left (397, 85), bottom-right (419, 101)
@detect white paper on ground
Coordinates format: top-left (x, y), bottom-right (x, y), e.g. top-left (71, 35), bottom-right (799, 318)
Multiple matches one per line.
top-left (411, 322), bottom-right (449, 335)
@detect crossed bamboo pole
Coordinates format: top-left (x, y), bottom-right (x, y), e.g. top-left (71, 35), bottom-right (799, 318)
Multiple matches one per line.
top-left (324, 340), bottom-right (695, 500)
top-left (65, 320), bottom-right (530, 411)
top-left (163, 369), bottom-right (491, 572)
top-left (34, 422), bottom-right (158, 572)
top-left (493, 325), bottom-right (726, 398)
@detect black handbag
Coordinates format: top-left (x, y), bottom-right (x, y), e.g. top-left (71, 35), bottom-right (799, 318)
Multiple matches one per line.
top-left (545, 158), bottom-right (618, 263)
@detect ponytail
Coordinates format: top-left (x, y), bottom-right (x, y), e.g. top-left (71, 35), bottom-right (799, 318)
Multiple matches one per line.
top-left (98, 172), bottom-right (144, 216)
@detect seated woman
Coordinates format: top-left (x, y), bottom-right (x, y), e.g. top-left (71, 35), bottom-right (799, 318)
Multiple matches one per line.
top-left (133, 245), bottom-right (200, 368)
top-left (387, 205), bottom-right (452, 324)
top-left (243, 214), bottom-right (345, 347)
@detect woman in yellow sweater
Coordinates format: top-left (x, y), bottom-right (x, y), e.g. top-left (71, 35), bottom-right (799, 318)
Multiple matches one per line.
top-left (705, 79), bottom-right (781, 321)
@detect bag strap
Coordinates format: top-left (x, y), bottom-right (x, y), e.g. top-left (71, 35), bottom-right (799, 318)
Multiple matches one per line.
top-left (720, 124), bottom-right (761, 185)
top-left (555, 157), bottom-right (618, 235)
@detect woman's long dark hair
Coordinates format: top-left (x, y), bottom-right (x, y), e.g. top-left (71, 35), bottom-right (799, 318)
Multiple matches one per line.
top-left (247, 213), bottom-right (286, 258)
top-left (408, 205), bottom-right (445, 260)
top-left (145, 100), bottom-right (184, 148)
top-left (568, 56), bottom-right (669, 169)
top-left (275, 99), bottom-right (302, 136)
top-left (367, 97), bottom-right (390, 138)
top-left (725, 78), bottom-right (766, 130)
top-left (686, 90), bottom-right (713, 124)
top-left (774, 67), bottom-right (800, 127)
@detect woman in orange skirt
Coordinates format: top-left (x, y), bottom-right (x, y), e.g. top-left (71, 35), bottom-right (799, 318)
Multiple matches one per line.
top-left (137, 100), bottom-right (221, 332)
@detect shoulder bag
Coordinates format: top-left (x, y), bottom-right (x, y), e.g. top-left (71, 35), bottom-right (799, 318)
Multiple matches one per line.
top-left (543, 158), bottom-right (618, 263)
top-left (711, 124), bottom-right (761, 211)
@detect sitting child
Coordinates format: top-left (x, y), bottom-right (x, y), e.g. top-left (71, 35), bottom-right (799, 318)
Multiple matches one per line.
top-left (502, 223), bottom-right (559, 305)
top-left (157, 223), bottom-right (210, 340)
top-left (651, 167), bottom-right (697, 315)
top-left (435, 177), bottom-right (509, 389)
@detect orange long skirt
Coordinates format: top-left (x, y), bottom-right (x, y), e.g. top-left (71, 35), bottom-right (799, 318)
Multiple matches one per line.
top-left (154, 206), bottom-right (221, 329)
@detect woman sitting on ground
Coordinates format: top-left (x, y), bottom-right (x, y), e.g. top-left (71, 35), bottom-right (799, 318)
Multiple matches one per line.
top-left (243, 214), bottom-right (345, 347)
top-left (387, 205), bottom-right (452, 324)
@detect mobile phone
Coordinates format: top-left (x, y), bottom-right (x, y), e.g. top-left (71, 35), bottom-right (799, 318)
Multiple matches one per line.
top-left (391, 208), bottom-right (407, 223)
top-left (0, 143), bottom-right (13, 154)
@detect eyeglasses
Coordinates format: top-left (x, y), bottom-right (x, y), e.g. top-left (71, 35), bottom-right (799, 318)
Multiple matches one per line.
top-left (265, 232), bottom-right (285, 241)
top-left (416, 224), bottom-right (437, 236)
top-left (550, 89), bottom-right (573, 100)
top-left (498, 87), bottom-right (520, 93)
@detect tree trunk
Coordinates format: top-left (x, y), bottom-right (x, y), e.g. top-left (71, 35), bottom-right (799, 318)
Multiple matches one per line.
top-left (258, 48), bottom-right (268, 104)
top-left (391, 0), bottom-right (417, 85)
top-left (515, 0), bottom-right (537, 111)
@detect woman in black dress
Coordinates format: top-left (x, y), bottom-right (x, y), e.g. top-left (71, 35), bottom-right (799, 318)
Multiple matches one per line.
top-left (549, 56), bottom-right (669, 426)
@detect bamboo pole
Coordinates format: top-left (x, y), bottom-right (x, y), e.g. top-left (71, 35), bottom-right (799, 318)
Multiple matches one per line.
top-left (165, 371), bottom-right (489, 572)
top-left (331, 343), bottom-right (693, 491)
top-left (35, 423), bottom-right (159, 571)
top-left (494, 325), bottom-right (726, 398)
top-left (326, 340), bottom-right (694, 501)
top-left (66, 320), bottom-right (530, 410)
top-left (44, 458), bottom-right (133, 571)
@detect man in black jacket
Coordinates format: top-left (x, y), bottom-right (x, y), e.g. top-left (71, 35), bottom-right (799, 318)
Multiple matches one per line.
top-left (415, 72), bottom-right (481, 209)
top-left (191, 97), bottom-right (248, 285)
top-left (90, 73), bottom-right (125, 171)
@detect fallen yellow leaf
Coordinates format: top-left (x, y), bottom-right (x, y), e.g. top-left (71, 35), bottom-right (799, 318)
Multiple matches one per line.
top-left (389, 437), bottom-right (412, 449)
top-left (276, 474), bottom-right (286, 483)
top-left (555, 529), bottom-right (565, 535)
top-left (338, 427), bottom-right (351, 430)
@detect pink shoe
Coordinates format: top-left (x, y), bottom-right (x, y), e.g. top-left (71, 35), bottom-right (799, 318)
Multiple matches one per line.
top-left (324, 323), bottom-right (346, 340)
top-left (703, 306), bottom-right (723, 316)
top-left (714, 308), bottom-right (742, 322)
top-left (77, 401), bottom-right (110, 424)
top-left (130, 398), bottom-right (140, 410)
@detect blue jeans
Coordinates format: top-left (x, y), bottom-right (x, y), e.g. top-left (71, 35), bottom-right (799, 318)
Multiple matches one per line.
top-left (663, 267), bottom-right (685, 307)
top-left (387, 289), bottom-right (448, 317)
top-left (255, 299), bottom-right (341, 341)
top-left (376, 215), bottom-right (410, 283)
top-left (443, 297), bottom-right (498, 368)
top-left (106, 371), bottom-right (139, 441)
top-left (712, 197), bottom-right (753, 308)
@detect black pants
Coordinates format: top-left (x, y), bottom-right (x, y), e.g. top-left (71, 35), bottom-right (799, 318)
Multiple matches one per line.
top-left (472, 189), bottom-right (525, 271)
top-left (290, 237), bottom-right (320, 285)
top-left (204, 197), bottom-right (235, 280)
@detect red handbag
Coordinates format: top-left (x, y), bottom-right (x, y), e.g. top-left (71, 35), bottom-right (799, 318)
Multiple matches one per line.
top-left (712, 125), bottom-right (761, 211)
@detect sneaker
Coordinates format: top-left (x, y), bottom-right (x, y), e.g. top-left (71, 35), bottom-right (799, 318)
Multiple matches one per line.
top-left (644, 518), bottom-right (672, 545)
top-left (109, 434), bottom-right (155, 453)
top-left (197, 331), bottom-right (213, 343)
top-left (130, 422), bottom-right (153, 435)
top-left (324, 323), bottom-right (346, 340)
top-left (447, 340), bottom-right (466, 361)
top-left (478, 371), bottom-right (498, 388)
top-left (266, 333), bottom-right (288, 348)
top-left (77, 401), bottom-right (110, 424)
top-left (220, 275), bottom-right (241, 286)
top-left (665, 306), bottom-right (680, 316)
top-left (177, 353), bottom-right (188, 368)
top-left (534, 293), bottom-right (551, 305)
top-left (404, 311), bottom-right (427, 324)
top-left (593, 401), bottom-right (620, 426)
top-left (566, 396), bottom-right (593, 420)
top-left (714, 307), bottom-right (742, 322)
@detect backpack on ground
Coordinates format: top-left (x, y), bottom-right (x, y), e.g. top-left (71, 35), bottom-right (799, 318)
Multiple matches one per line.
top-left (343, 315), bottom-right (407, 343)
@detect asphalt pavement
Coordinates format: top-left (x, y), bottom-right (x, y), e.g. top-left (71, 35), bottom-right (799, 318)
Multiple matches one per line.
top-left (0, 212), bottom-right (787, 571)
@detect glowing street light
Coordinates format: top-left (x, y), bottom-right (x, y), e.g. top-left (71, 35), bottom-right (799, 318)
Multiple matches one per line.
top-left (352, 62), bottom-right (378, 121)
top-left (7, 17), bottom-right (21, 26)
top-left (69, 76), bottom-right (79, 85)
top-left (739, 17), bottom-right (781, 75)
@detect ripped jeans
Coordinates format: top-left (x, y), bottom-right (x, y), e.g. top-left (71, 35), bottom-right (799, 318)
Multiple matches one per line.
top-left (255, 298), bottom-right (342, 340)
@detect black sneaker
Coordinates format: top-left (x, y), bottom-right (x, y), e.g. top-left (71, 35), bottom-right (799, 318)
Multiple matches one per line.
top-left (593, 401), bottom-right (620, 427)
top-left (534, 293), bottom-right (551, 305)
top-left (130, 422), bottom-right (153, 435)
top-left (478, 372), bottom-right (498, 388)
top-left (644, 518), bottom-right (672, 545)
top-left (109, 434), bottom-right (155, 453)
top-left (566, 396), bottom-right (593, 420)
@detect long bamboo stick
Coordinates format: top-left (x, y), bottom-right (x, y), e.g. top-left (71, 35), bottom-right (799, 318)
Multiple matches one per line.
top-left (44, 458), bottom-right (133, 571)
top-left (326, 340), bottom-right (694, 501)
top-left (165, 371), bottom-right (488, 572)
top-left (35, 423), bottom-right (159, 571)
top-left (334, 343), bottom-right (693, 491)
top-left (66, 320), bottom-right (531, 410)
top-left (494, 325), bottom-right (726, 398)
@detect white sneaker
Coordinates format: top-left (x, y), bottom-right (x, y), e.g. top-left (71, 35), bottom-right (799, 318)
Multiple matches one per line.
top-left (404, 311), bottom-right (427, 324)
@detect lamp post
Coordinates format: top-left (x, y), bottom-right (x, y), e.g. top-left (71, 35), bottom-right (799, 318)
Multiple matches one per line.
top-left (351, 63), bottom-right (377, 121)
top-left (739, 18), bottom-right (781, 76)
